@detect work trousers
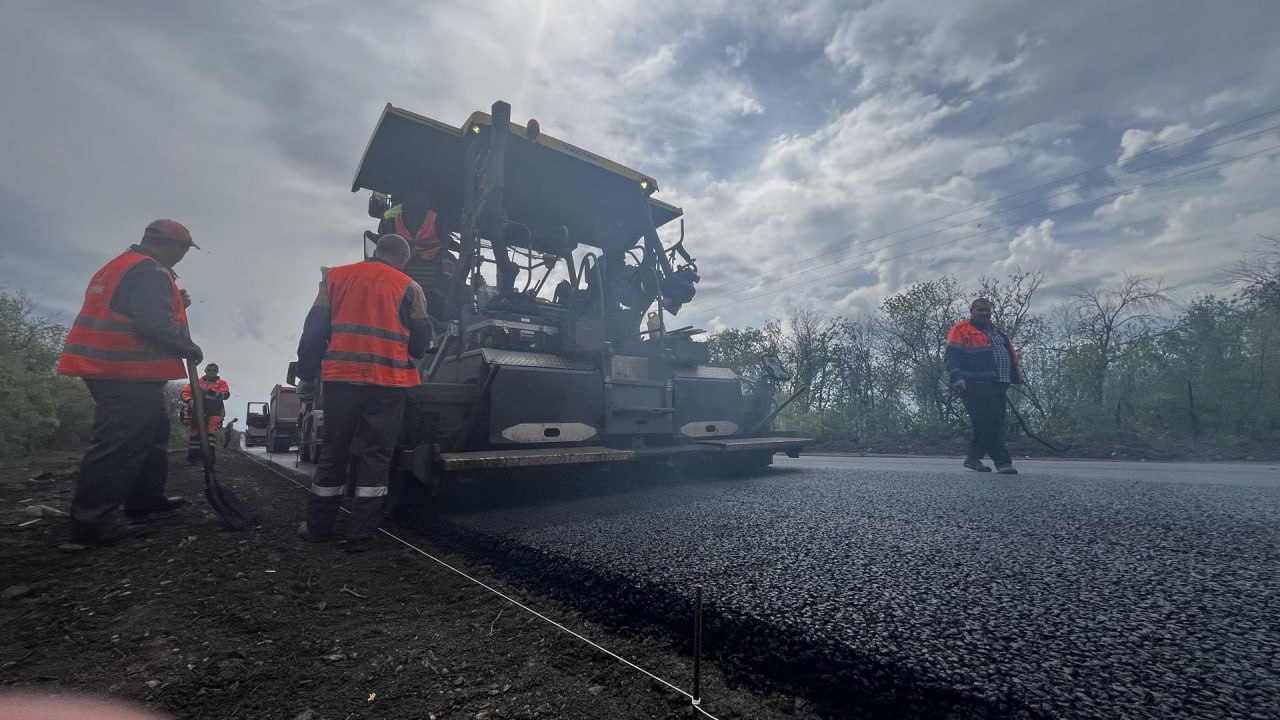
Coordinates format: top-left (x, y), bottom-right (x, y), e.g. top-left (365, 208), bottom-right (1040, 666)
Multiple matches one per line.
top-left (306, 381), bottom-right (406, 541)
top-left (71, 379), bottom-right (171, 526)
top-left (961, 381), bottom-right (1012, 467)
top-left (187, 413), bottom-right (223, 461)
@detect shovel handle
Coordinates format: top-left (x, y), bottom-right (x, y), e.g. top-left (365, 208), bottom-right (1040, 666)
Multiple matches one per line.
top-left (187, 360), bottom-right (214, 466)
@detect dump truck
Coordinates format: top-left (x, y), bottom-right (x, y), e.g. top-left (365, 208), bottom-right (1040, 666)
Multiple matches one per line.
top-left (246, 386), bottom-right (303, 453)
top-left (293, 100), bottom-right (809, 489)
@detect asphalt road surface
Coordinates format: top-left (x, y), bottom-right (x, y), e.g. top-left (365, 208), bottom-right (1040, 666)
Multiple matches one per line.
top-left (261, 449), bottom-right (1280, 719)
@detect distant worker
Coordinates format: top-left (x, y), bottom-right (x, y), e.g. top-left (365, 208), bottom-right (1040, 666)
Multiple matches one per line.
top-left (182, 363), bottom-right (230, 462)
top-left (222, 418), bottom-right (240, 449)
top-left (56, 219), bottom-right (203, 545)
top-left (294, 234), bottom-right (430, 551)
top-left (945, 298), bottom-right (1025, 475)
top-left (379, 190), bottom-right (455, 319)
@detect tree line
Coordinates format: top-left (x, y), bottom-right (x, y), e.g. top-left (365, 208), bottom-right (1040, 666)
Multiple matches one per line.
top-left (709, 238), bottom-right (1280, 457)
top-left (0, 290), bottom-right (192, 459)
top-left (0, 291), bottom-right (94, 458)
top-left (3, 238), bottom-right (1277, 460)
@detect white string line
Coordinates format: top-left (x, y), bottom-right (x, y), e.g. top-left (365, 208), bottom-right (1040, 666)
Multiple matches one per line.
top-left (247, 453), bottom-right (723, 720)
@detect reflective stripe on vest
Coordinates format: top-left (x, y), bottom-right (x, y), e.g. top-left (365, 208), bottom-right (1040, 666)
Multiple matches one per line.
top-left (56, 251), bottom-right (188, 381)
top-left (321, 261), bottom-right (420, 387)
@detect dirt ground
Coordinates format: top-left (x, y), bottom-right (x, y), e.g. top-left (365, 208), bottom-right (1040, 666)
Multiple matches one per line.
top-left (0, 450), bottom-right (823, 720)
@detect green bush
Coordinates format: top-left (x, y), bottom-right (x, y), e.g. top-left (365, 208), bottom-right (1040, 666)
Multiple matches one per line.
top-left (0, 290), bottom-right (95, 459)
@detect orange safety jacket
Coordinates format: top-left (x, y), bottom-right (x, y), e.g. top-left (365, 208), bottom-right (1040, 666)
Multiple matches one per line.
top-left (944, 319), bottom-right (1025, 384)
top-left (183, 377), bottom-right (230, 416)
top-left (181, 377), bottom-right (231, 401)
top-left (321, 261), bottom-right (421, 387)
top-left (395, 211), bottom-right (455, 274)
top-left (57, 251), bottom-right (188, 381)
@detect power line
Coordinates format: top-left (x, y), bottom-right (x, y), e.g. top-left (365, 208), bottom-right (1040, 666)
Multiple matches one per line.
top-left (689, 107), bottom-right (1280, 305)
top-left (685, 143), bottom-right (1280, 323)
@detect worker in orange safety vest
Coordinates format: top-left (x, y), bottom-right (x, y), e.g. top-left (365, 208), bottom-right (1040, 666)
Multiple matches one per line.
top-left (57, 219), bottom-right (204, 545)
top-left (293, 234), bottom-right (430, 552)
top-left (182, 362), bottom-right (230, 463)
top-left (378, 190), bottom-right (456, 319)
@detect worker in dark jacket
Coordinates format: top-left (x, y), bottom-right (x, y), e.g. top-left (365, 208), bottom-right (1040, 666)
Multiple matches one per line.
top-left (294, 234), bottom-right (430, 552)
top-left (57, 219), bottom-right (204, 544)
top-left (945, 298), bottom-right (1025, 475)
top-left (182, 363), bottom-right (231, 462)
top-left (379, 191), bottom-right (455, 320)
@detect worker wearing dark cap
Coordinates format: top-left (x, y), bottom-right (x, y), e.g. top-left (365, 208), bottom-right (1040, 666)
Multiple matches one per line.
top-left (57, 219), bottom-right (205, 545)
top-left (182, 362), bottom-right (231, 462)
top-left (294, 234), bottom-right (429, 552)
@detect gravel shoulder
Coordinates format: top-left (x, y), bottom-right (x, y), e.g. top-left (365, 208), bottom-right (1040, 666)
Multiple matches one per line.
top-left (0, 451), bottom-right (820, 720)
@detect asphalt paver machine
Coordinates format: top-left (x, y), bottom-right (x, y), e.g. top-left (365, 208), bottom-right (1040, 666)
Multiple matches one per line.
top-left (313, 100), bottom-right (808, 489)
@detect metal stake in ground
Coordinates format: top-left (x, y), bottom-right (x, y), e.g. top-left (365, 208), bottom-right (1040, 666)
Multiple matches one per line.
top-left (693, 584), bottom-right (704, 706)
top-left (188, 360), bottom-right (258, 529)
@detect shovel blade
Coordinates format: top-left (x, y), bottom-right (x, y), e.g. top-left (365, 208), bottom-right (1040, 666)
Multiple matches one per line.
top-left (189, 359), bottom-right (258, 529)
top-left (205, 470), bottom-right (258, 529)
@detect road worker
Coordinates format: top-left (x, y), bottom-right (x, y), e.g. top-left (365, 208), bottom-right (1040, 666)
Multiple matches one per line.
top-left (379, 190), bottom-right (455, 319)
top-left (57, 219), bottom-right (203, 545)
top-left (945, 297), bottom-right (1025, 475)
top-left (182, 362), bottom-right (230, 462)
top-left (294, 234), bottom-right (430, 551)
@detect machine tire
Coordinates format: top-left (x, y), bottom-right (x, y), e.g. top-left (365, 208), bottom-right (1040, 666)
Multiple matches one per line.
top-left (299, 417), bottom-right (314, 463)
top-left (269, 432), bottom-right (291, 454)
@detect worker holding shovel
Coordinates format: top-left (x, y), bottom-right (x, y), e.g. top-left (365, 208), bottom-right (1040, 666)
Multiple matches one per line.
top-left (56, 220), bottom-right (204, 544)
top-left (56, 220), bottom-right (255, 545)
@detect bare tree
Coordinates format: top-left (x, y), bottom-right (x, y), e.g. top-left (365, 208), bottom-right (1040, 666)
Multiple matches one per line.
top-left (786, 307), bottom-right (840, 413)
top-left (977, 268), bottom-right (1045, 342)
top-left (1221, 235), bottom-right (1280, 310)
top-left (878, 278), bottom-right (966, 426)
top-left (1069, 274), bottom-right (1171, 399)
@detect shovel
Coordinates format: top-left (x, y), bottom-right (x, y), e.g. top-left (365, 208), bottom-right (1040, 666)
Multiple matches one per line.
top-left (188, 360), bottom-right (258, 529)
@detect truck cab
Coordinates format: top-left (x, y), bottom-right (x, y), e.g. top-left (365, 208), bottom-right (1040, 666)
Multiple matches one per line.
top-left (244, 402), bottom-right (269, 447)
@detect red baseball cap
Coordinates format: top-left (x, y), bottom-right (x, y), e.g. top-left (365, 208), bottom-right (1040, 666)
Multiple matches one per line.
top-left (142, 219), bottom-right (200, 249)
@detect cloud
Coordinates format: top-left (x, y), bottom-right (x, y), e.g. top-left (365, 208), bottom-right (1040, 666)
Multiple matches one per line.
top-left (1, 0), bottom-right (1278, 408)
top-left (997, 219), bottom-right (1073, 272)
top-left (1116, 123), bottom-right (1202, 165)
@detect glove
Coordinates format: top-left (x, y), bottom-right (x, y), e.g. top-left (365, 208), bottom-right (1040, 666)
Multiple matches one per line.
top-left (180, 289), bottom-right (192, 308)
top-left (184, 344), bottom-right (203, 364)
top-left (297, 378), bottom-right (319, 399)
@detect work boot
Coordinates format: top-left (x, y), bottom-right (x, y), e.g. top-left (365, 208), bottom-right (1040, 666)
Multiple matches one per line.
top-left (995, 464), bottom-right (1019, 475)
top-left (69, 519), bottom-right (149, 546)
top-left (296, 521), bottom-right (333, 543)
top-left (963, 459), bottom-right (992, 472)
top-left (125, 497), bottom-right (186, 522)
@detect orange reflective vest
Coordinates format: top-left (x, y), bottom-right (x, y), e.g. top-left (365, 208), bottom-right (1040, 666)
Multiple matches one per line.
top-left (182, 377), bottom-right (230, 401)
top-left (57, 251), bottom-right (188, 381)
top-left (183, 377), bottom-right (230, 415)
top-left (395, 210), bottom-right (454, 274)
top-left (321, 261), bottom-right (420, 387)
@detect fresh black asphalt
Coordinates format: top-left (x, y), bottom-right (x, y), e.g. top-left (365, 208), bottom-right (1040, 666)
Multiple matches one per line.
top-left (423, 455), bottom-right (1280, 720)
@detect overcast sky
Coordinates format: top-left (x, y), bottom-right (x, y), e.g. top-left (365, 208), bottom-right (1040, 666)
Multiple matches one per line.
top-left (3, 0), bottom-right (1279, 412)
